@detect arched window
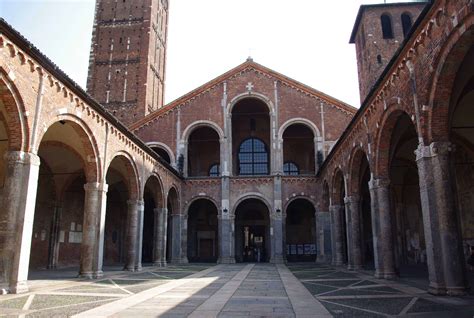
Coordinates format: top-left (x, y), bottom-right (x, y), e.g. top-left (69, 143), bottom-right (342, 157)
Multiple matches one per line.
top-left (283, 162), bottom-right (299, 176)
top-left (381, 14), bottom-right (394, 39)
top-left (401, 13), bottom-right (412, 38)
top-left (238, 138), bottom-right (269, 175)
top-left (209, 164), bottom-right (220, 177)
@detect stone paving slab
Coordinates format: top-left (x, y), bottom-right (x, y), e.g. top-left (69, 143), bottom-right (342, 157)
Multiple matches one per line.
top-left (287, 263), bottom-right (474, 317)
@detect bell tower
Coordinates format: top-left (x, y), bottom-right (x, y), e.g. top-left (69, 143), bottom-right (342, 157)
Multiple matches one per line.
top-left (350, 1), bottom-right (427, 104)
top-left (86, 0), bottom-right (169, 126)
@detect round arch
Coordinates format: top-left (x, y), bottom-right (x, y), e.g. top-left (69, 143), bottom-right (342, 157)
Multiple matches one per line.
top-left (374, 107), bottom-right (418, 178)
top-left (232, 193), bottom-right (273, 216)
top-left (348, 146), bottom-right (370, 195)
top-left (228, 92), bottom-right (274, 114)
top-left (278, 118), bottom-right (320, 140)
top-left (106, 151), bottom-right (140, 200)
top-left (185, 195), bottom-right (220, 216)
top-left (427, 16), bottom-right (474, 143)
top-left (37, 115), bottom-right (101, 183)
top-left (331, 168), bottom-right (346, 206)
top-left (142, 173), bottom-right (165, 208)
top-left (166, 185), bottom-right (180, 212)
top-left (284, 195), bottom-right (317, 213)
top-left (181, 120), bottom-right (224, 142)
top-left (0, 68), bottom-right (29, 152)
top-left (147, 142), bottom-right (175, 165)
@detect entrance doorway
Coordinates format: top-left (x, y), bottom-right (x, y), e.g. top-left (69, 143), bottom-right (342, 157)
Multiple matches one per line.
top-left (234, 199), bottom-right (270, 263)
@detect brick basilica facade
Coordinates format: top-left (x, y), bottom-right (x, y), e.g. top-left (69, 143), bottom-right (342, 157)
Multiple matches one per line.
top-left (0, 0), bottom-right (473, 296)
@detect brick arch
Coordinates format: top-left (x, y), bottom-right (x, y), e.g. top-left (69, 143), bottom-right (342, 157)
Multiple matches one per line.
top-left (185, 196), bottom-right (219, 217)
top-left (106, 151), bottom-right (140, 201)
top-left (232, 193), bottom-right (273, 216)
top-left (348, 146), bottom-right (370, 196)
top-left (331, 168), bottom-right (345, 206)
top-left (146, 142), bottom-right (175, 164)
top-left (374, 107), bottom-right (417, 178)
top-left (36, 116), bottom-right (101, 183)
top-left (228, 92), bottom-right (275, 114)
top-left (284, 196), bottom-right (316, 214)
top-left (0, 68), bottom-right (29, 152)
top-left (278, 118), bottom-right (320, 140)
top-left (143, 173), bottom-right (165, 209)
top-left (182, 120), bottom-right (224, 142)
top-left (166, 186), bottom-right (180, 214)
top-left (427, 16), bottom-right (474, 143)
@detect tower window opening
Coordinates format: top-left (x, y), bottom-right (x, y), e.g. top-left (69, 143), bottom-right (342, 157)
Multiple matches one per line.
top-left (377, 55), bottom-right (382, 65)
top-left (381, 14), bottom-right (394, 39)
top-left (401, 13), bottom-right (413, 38)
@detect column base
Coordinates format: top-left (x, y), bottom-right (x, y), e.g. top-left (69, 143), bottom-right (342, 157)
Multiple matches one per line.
top-left (218, 257), bottom-right (236, 264)
top-left (428, 284), bottom-right (447, 296)
top-left (316, 255), bottom-right (328, 263)
top-left (124, 266), bottom-right (137, 272)
top-left (447, 286), bottom-right (469, 296)
top-left (179, 257), bottom-right (189, 264)
top-left (78, 270), bottom-right (103, 279)
top-left (270, 255), bottom-right (285, 264)
top-left (153, 261), bottom-right (167, 267)
top-left (10, 281), bottom-right (28, 294)
top-left (135, 265), bottom-right (142, 272)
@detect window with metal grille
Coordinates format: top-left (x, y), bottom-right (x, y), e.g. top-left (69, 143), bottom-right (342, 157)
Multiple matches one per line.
top-left (209, 164), bottom-right (220, 177)
top-left (283, 162), bottom-right (299, 176)
top-left (238, 138), bottom-right (269, 175)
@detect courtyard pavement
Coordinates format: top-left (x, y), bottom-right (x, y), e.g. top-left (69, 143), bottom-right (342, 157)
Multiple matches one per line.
top-left (0, 263), bottom-right (473, 317)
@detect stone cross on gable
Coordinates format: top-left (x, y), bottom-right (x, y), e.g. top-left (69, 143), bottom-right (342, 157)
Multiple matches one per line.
top-left (246, 82), bottom-right (254, 92)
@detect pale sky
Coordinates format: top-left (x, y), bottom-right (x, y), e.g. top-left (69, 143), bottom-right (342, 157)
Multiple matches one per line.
top-left (0, 0), bottom-right (412, 108)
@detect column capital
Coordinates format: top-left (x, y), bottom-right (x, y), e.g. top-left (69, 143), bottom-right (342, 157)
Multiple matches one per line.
top-left (369, 177), bottom-right (390, 190)
top-left (415, 141), bottom-right (454, 161)
top-left (84, 182), bottom-right (108, 193)
top-left (344, 195), bottom-right (360, 205)
top-left (4, 151), bottom-right (40, 166)
top-left (127, 199), bottom-right (144, 207)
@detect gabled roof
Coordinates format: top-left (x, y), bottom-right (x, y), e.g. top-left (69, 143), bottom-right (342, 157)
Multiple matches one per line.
top-left (349, 1), bottom-right (428, 44)
top-left (130, 59), bottom-right (358, 131)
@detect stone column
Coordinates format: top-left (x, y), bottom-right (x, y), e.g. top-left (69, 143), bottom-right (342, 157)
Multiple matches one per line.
top-left (270, 209), bottom-right (284, 264)
top-left (170, 213), bottom-right (182, 263)
top-left (369, 177), bottom-right (396, 279)
top-left (80, 182), bottom-right (108, 278)
top-left (1, 151), bottom-right (40, 293)
top-left (329, 208), bottom-right (336, 265)
top-left (329, 204), bottom-right (344, 266)
top-left (157, 208), bottom-right (168, 266)
top-left (345, 196), bottom-right (362, 270)
top-left (47, 204), bottom-right (62, 269)
top-left (180, 214), bottom-right (189, 264)
top-left (416, 142), bottom-right (468, 295)
top-left (315, 211), bottom-right (330, 263)
top-left (135, 202), bottom-right (145, 271)
top-left (218, 211), bottom-right (234, 263)
top-left (152, 208), bottom-right (162, 266)
top-left (124, 200), bottom-right (142, 271)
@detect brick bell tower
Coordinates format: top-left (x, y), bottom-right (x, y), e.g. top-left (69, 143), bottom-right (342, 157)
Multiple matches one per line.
top-left (86, 0), bottom-right (169, 126)
top-left (350, 1), bottom-right (427, 104)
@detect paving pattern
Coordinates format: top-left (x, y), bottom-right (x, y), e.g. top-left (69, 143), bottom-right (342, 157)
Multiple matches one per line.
top-left (288, 263), bottom-right (474, 317)
top-left (1, 263), bottom-right (473, 317)
top-left (0, 264), bottom-right (210, 317)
